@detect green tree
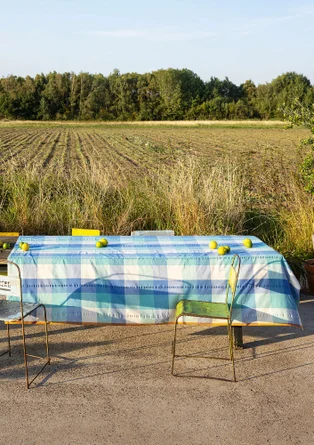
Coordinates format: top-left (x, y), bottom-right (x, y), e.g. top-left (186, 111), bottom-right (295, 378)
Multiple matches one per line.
top-left (0, 69), bottom-right (313, 122)
top-left (0, 75), bottom-right (38, 119)
top-left (283, 100), bottom-right (314, 193)
top-left (240, 80), bottom-right (258, 118)
top-left (205, 77), bottom-right (240, 101)
top-left (153, 69), bottom-right (184, 120)
top-left (272, 72), bottom-right (313, 118)
top-left (255, 83), bottom-right (276, 119)
top-left (0, 77), bottom-right (15, 118)
top-left (137, 73), bottom-right (162, 120)
top-left (207, 96), bottom-right (227, 120)
top-left (83, 74), bottom-right (113, 120)
top-left (77, 73), bottom-right (94, 120)
top-left (38, 72), bottom-right (72, 120)
top-left (227, 99), bottom-right (252, 119)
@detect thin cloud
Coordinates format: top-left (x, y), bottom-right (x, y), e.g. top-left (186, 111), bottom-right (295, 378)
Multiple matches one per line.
top-left (90, 29), bottom-right (219, 42)
top-left (257, 7), bottom-right (314, 25)
top-left (93, 30), bottom-right (144, 38)
top-left (89, 6), bottom-right (314, 41)
top-left (232, 6), bottom-right (314, 35)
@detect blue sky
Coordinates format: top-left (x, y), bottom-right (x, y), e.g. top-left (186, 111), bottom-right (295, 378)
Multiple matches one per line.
top-left (1, 0), bottom-right (313, 85)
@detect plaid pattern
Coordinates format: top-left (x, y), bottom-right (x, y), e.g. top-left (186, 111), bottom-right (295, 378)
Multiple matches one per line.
top-left (7, 236), bottom-right (302, 326)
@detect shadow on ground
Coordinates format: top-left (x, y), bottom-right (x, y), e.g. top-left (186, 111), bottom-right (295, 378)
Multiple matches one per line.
top-left (0, 296), bottom-right (313, 386)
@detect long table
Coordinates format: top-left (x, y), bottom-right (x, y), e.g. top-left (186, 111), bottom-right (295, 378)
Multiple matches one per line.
top-left (7, 236), bottom-right (302, 333)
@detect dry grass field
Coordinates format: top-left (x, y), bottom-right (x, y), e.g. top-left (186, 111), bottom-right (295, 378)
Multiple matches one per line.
top-left (0, 121), bottom-right (313, 272)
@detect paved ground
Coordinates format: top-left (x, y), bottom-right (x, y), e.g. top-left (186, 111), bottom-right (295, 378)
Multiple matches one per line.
top-left (0, 295), bottom-right (313, 445)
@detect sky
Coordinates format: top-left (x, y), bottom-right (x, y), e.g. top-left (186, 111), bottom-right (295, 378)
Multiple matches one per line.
top-left (1, 0), bottom-right (314, 85)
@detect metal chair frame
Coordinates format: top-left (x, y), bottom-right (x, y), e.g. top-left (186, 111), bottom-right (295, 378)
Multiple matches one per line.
top-left (0, 261), bottom-right (50, 389)
top-left (171, 254), bottom-right (241, 382)
top-left (0, 233), bottom-right (19, 276)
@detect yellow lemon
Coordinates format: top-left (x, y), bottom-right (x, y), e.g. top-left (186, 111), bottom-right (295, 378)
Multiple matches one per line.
top-left (243, 238), bottom-right (253, 248)
top-left (217, 246), bottom-right (227, 255)
top-left (100, 238), bottom-right (108, 247)
top-left (19, 242), bottom-right (24, 248)
top-left (96, 241), bottom-right (103, 248)
top-left (22, 243), bottom-right (29, 251)
top-left (223, 245), bottom-right (231, 253)
top-left (209, 240), bottom-right (218, 249)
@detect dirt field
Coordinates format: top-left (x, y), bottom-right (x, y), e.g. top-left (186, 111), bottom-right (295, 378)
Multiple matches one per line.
top-left (0, 122), bottom-right (308, 177)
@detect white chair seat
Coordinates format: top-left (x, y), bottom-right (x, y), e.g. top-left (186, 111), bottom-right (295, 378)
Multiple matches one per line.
top-left (131, 230), bottom-right (175, 236)
top-left (0, 300), bottom-right (40, 322)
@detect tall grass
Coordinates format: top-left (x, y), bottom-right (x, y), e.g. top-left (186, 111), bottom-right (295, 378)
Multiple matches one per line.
top-left (146, 159), bottom-right (247, 235)
top-left (277, 184), bottom-right (314, 258)
top-left (0, 158), bottom-right (247, 235)
top-left (0, 157), bottom-right (313, 265)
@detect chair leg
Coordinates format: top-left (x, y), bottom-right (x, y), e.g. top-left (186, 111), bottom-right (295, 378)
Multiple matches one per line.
top-left (7, 323), bottom-right (11, 357)
top-left (43, 305), bottom-right (51, 365)
top-left (0, 323), bottom-right (11, 357)
top-left (21, 305), bottom-right (51, 389)
top-left (227, 324), bottom-right (232, 360)
top-left (171, 317), bottom-right (179, 375)
top-left (227, 322), bottom-right (236, 382)
top-left (21, 318), bottom-right (30, 389)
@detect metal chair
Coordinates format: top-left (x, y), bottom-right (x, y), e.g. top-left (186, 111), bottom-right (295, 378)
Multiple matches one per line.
top-left (72, 228), bottom-right (100, 236)
top-left (131, 230), bottom-right (175, 236)
top-left (0, 232), bottom-right (19, 276)
top-left (0, 261), bottom-right (50, 389)
top-left (171, 254), bottom-right (241, 382)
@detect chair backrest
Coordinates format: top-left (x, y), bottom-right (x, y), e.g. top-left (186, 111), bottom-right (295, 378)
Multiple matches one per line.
top-left (131, 230), bottom-right (175, 236)
top-left (0, 232), bottom-right (20, 236)
top-left (226, 254), bottom-right (241, 311)
top-left (72, 228), bottom-right (100, 236)
top-left (1, 261), bottom-right (23, 312)
top-left (0, 233), bottom-right (20, 276)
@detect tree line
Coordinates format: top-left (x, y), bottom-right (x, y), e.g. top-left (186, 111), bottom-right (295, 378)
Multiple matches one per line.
top-left (0, 69), bottom-right (313, 121)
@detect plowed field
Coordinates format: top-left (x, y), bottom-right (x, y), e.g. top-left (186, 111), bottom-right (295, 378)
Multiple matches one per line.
top-left (0, 124), bottom-right (307, 178)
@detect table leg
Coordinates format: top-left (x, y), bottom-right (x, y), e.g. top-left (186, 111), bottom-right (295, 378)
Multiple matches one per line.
top-left (233, 326), bottom-right (243, 349)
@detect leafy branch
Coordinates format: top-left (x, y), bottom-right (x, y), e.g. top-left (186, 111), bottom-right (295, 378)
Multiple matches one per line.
top-left (283, 99), bottom-right (314, 194)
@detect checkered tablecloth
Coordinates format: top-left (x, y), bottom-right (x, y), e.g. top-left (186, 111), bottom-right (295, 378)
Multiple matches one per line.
top-left (7, 236), bottom-right (302, 326)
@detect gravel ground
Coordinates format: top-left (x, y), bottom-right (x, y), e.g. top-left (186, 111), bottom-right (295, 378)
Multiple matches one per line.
top-left (0, 295), bottom-right (313, 445)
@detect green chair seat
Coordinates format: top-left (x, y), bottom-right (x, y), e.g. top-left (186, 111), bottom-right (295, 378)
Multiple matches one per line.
top-left (176, 299), bottom-right (230, 320)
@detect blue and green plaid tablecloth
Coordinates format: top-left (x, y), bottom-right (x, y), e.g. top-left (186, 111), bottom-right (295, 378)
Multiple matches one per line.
top-left (7, 235), bottom-right (302, 326)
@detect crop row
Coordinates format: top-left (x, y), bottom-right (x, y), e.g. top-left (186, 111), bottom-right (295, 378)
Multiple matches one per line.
top-left (0, 126), bottom-right (308, 180)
